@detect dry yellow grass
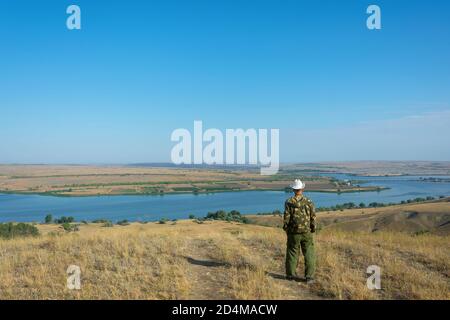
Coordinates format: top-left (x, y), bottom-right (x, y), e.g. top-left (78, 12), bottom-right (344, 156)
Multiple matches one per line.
top-left (0, 220), bottom-right (448, 300)
top-left (315, 231), bottom-right (449, 299)
top-left (249, 199), bottom-right (450, 235)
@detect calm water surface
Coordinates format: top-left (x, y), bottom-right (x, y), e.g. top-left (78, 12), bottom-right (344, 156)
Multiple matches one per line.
top-left (0, 175), bottom-right (449, 222)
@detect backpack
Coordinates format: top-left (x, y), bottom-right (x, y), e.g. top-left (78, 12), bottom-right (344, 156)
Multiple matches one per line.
top-left (287, 196), bottom-right (311, 233)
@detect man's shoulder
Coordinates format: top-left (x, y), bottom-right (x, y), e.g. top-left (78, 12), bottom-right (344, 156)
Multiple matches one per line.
top-left (285, 195), bottom-right (315, 206)
top-left (285, 196), bottom-right (297, 204)
top-left (301, 196), bottom-right (315, 208)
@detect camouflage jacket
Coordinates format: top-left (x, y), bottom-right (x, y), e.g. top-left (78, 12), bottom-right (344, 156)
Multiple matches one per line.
top-left (283, 195), bottom-right (316, 234)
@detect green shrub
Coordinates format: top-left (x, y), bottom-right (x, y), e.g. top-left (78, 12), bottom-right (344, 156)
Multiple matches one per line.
top-left (61, 222), bottom-right (70, 231)
top-left (117, 219), bottom-right (130, 226)
top-left (414, 230), bottom-right (429, 236)
top-left (159, 218), bottom-right (168, 224)
top-left (205, 210), bottom-right (248, 223)
top-left (44, 214), bottom-right (53, 224)
top-left (61, 223), bottom-right (79, 232)
top-left (188, 214), bottom-right (196, 219)
top-left (0, 223), bottom-right (40, 239)
top-left (102, 221), bottom-right (113, 227)
top-left (92, 219), bottom-right (109, 223)
top-left (54, 216), bottom-right (75, 224)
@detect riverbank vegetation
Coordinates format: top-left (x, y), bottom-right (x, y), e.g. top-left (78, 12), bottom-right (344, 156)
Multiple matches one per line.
top-left (251, 196), bottom-right (446, 216)
top-left (315, 196), bottom-right (444, 212)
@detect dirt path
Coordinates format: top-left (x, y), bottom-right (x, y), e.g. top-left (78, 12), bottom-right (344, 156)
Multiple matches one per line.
top-left (183, 237), bottom-right (322, 300)
top-left (182, 239), bottom-right (231, 299)
top-left (235, 237), bottom-right (323, 300)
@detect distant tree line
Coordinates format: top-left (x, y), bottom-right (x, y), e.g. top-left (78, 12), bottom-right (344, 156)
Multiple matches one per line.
top-left (256, 210), bottom-right (282, 216)
top-left (316, 196), bottom-right (443, 212)
top-left (253, 195), bottom-right (446, 215)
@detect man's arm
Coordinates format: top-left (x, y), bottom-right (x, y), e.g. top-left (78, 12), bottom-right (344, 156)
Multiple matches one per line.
top-left (283, 200), bottom-right (290, 231)
top-left (309, 200), bottom-right (316, 233)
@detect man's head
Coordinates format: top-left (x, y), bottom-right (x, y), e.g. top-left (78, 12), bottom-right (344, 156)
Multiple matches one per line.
top-left (290, 179), bottom-right (305, 196)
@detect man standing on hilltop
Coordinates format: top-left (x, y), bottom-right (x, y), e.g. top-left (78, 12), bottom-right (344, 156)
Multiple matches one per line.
top-left (283, 179), bottom-right (316, 284)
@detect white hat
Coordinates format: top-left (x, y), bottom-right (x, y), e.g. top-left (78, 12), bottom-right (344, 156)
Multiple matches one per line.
top-left (290, 179), bottom-right (305, 190)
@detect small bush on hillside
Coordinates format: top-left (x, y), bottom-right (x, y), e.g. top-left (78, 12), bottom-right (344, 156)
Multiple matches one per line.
top-left (102, 221), bottom-right (113, 227)
top-left (44, 214), bottom-right (53, 224)
top-left (205, 210), bottom-right (248, 223)
top-left (414, 230), bottom-right (430, 236)
top-left (0, 223), bottom-right (40, 239)
top-left (256, 210), bottom-right (282, 216)
top-left (92, 219), bottom-right (109, 223)
top-left (54, 216), bottom-right (75, 224)
top-left (61, 223), bottom-right (79, 232)
top-left (117, 219), bottom-right (130, 226)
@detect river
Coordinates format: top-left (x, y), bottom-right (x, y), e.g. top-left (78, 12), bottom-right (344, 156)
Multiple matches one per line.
top-left (0, 175), bottom-right (449, 222)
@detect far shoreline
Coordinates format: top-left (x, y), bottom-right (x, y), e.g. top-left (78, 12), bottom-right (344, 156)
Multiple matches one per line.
top-left (0, 186), bottom-right (389, 198)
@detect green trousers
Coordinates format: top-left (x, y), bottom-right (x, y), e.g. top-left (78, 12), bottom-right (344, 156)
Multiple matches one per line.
top-left (285, 232), bottom-right (316, 279)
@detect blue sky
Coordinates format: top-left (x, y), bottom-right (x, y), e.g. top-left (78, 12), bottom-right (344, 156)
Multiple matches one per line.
top-left (1, 0), bottom-right (449, 163)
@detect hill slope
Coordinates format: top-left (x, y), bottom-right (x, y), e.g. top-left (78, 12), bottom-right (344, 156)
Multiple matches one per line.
top-left (0, 218), bottom-right (448, 300)
top-left (249, 198), bottom-right (450, 235)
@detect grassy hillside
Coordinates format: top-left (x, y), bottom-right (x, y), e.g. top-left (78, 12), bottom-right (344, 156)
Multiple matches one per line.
top-left (0, 217), bottom-right (448, 300)
top-left (249, 198), bottom-right (450, 235)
